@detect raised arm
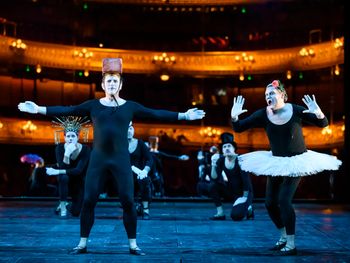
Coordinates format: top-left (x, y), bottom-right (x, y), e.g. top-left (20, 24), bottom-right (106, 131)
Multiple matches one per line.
top-left (300, 94), bottom-right (328, 127)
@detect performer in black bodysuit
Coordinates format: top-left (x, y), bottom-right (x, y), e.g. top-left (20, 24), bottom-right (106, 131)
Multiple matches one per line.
top-left (209, 132), bottom-right (254, 221)
top-left (18, 58), bottom-right (205, 256)
top-left (128, 121), bottom-right (153, 220)
top-left (231, 80), bottom-right (342, 256)
top-left (46, 116), bottom-right (91, 217)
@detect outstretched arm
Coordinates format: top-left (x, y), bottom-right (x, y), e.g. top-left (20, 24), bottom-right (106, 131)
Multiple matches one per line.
top-left (133, 102), bottom-right (205, 122)
top-left (18, 100), bottom-right (91, 117)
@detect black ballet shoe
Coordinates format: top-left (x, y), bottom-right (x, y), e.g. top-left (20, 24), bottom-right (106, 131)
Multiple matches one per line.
top-left (275, 246), bottom-right (297, 256)
top-left (269, 241), bottom-right (287, 251)
top-left (129, 247), bottom-right (146, 256)
top-left (68, 246), bottom-right (87, 255)
top-left (209, 214), bottom-right (226, 220)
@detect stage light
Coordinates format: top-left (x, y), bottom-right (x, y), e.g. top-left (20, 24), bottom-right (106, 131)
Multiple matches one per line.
top-left (36, 64), bottom-right (42, 74)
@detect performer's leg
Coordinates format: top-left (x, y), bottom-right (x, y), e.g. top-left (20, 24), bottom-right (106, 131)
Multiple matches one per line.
top-left (230, 191), bottom-right (253, 221)
top-left (265, 176), bottom-right (287, 249)
top-left (208, 182), bottom-right (226, 219)
top-left (69, 160), bottom-right (105, 254)
top-left (114, 167), bottom-right (144, 255)
top-left (278, 177), bottom-right (301, 252)
top-left (58, 174), bottom-right (69, 216)
top-left (69, 176), bottom-right (84, 217)
top-left (138, 177), bottom-right (152, 219)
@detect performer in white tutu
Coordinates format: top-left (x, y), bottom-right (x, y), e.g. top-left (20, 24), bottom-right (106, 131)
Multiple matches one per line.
top-left (231, 79), bottom-right (342, 256)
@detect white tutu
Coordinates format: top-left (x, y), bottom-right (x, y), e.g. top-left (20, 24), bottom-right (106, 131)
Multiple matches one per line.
top-left (238, 150), bottom-right (342, 177)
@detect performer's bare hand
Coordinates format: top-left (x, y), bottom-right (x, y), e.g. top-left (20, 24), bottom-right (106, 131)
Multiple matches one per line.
top-left (231, 96), bottom-right (248, 120)
top-left (18, 101), bottom-right (39, 114)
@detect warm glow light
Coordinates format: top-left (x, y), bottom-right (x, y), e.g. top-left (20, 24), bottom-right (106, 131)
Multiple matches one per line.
top-left (36, 64), bottom-right (42, 74)
top-left (286, 70), bottom-right (292, 80)
top-left (84, 70), bottom-right (89, 77)
top-left (334, 65), bottom-right (340, 76)
top-left (239, 72), bottom-right (244, 81)
top-left (73, 48), bottom-right (93, 59)
top-left (21, 120), bottom-right (37, 133)
top-left (160, 74), bottom-right (170, 81)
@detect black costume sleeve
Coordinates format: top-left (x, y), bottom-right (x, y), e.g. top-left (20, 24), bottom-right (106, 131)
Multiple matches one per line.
top-left (232, 109), bottom-right (265, 132)
top-left (56, 145), bottom-right (91, 177)
top-left (293, 104), bottom-right (328, 127)
top-left (46, 100), bottom-right (92, 116)
top-left (132, 102), bottom-right (178, 121)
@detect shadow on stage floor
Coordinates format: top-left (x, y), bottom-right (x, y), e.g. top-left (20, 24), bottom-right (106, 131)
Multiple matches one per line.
top-left (0, 200), bottom-right (349, 262)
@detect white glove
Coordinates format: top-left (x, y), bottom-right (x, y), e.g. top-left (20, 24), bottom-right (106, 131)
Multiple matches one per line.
top-left (137, 169), bottom-right (148, 180)
top-left (131, 166), bottom-right (148, 180)
top-left (211, 153), bottom-right (220, 166)
top-left (178, 154), bottom-right (189, 161)
top-left (18, 101), bottom-right (39, 114)
top-left (46, 167), bottom-right (59, 176)
top-left (231, 96), bottom-right (248, 120)
top-left (302, 94), bottom-right (323, 116)
top-left (184, 108), bottom-right (206, 120)
top-left (131, 165), bottom-right (142, 174)
top-left (64, 143), bottom-right (77, 156)
top-left (233, 196), bottom-right (247, 206)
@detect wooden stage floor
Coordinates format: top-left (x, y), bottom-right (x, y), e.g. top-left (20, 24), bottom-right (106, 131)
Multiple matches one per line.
top-left (0, 200), bottom-right (349, 262)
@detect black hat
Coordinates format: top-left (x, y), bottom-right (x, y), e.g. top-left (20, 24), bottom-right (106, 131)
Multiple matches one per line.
top-left (220, 132), bottom-right (237, 149)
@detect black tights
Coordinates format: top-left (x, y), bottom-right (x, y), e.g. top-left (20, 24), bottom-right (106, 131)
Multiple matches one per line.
top-left (265, 176), bottom-right (301, 235)
top-left (80, 155), bottom-right (137, 239)
top-left (58, 174), bottom-right (84, 216)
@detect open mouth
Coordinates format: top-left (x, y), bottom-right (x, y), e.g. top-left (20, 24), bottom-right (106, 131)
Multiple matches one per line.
top-left (267, 99), bottom-right (272, 105)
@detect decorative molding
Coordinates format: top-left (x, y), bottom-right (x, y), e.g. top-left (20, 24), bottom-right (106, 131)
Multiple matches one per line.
top-left (0, 36), bottom-right (344, 76)
top-left (0, 117), bottom-right (344, 149)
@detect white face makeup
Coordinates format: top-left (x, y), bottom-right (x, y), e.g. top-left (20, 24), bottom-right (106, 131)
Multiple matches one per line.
top-left (65, 131), bottom-right (78, 144)
top-left (222, 143), bottom-right (235, 157)
top-left (102, 74), bottom-right (122, 96)
top-left (265, 86), bottom-right (284, 109)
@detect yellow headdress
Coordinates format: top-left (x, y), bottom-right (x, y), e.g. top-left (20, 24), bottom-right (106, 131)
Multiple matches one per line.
top-left (52, 116), bottom-right (90, 144)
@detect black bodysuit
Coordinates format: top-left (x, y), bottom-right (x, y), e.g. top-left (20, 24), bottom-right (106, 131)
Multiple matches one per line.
top-left (47, 99), bottom-right (178, 238)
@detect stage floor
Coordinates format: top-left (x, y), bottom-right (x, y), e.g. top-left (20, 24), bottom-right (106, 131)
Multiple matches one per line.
top-left (0, 201), bottom-right (349, 262)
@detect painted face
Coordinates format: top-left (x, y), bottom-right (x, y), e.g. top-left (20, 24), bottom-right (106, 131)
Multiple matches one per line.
top-left (64, 131), bottom-right (78, 144)
top-left (102, 74), bottom-right (122, 96)
top-left (222, 143), bottom-right (235, 157)
top-left (265, 86), bottom-right (284, 109)
top-left (127, 124), bottom-right (134, 139)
